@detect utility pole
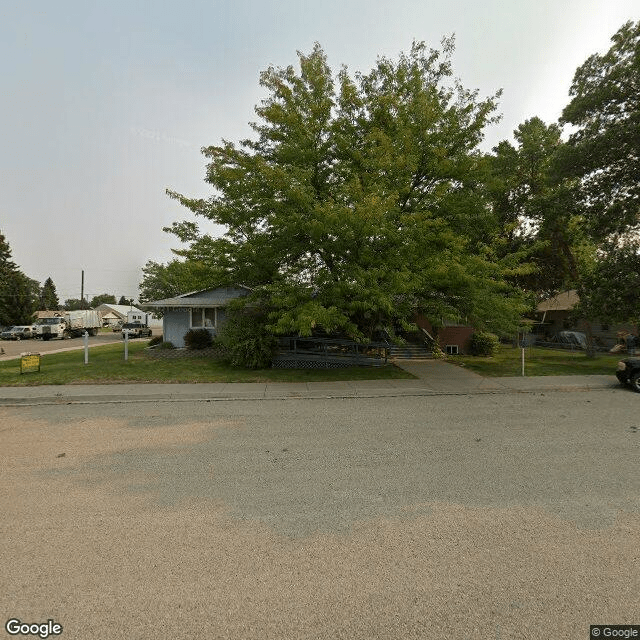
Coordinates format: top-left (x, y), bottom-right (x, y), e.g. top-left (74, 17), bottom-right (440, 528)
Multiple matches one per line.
top-left (81, 270), bottom-right (84, 306)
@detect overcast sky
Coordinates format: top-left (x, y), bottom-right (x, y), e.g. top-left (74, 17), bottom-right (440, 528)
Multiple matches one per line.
top-left (1, 1), bottom-right (638, 303)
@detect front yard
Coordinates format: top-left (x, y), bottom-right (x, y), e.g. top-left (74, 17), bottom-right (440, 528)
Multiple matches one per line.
top-left (451, 344), bottom-right (624, 377)
top-left (0, 341), bottom-right (415, 386)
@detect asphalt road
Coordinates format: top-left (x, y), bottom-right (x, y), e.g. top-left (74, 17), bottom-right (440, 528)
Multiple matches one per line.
top-left (1, 392), bottom-right (638, 639)
top-left (0, 330), bottom-right (145, 360)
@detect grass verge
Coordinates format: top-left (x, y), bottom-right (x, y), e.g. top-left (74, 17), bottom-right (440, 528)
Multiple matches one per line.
top-left (451, 344), bottom-right (623, 377)
top-left (0, 342), bottom-right (415, 386)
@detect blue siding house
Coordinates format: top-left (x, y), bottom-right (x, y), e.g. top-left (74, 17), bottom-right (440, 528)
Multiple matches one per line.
top-left (142, 287), bottom-right (250, 348)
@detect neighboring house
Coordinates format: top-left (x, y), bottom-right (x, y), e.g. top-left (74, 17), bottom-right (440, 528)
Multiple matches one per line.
top-left (142, 287), bottom-right (251, 348)
top-left (100, 311), bottom-right (121, 326)
top-left (35, 310), bottom-right (64, 320)
top-left (533, 290), bottom-right (637, 349)
top-left (414, 314), bottom-right (475, 355)
top-left (94, 304), bottom-right (145, 326)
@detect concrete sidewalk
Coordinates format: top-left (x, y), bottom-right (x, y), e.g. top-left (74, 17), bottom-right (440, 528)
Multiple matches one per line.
top-left (0, 359), bottom-right (620, 405)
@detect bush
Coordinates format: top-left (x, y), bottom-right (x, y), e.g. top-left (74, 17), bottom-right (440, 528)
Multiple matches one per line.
top-left (468, 331), bottom-right (499, 357)
top-left (431, 343), bottom-right (446, 359)
top-left (217, 309), bottom-right (277, 369)
top-left (183, 328), bottom-right (214, 350)
top-left (148, 335), bottom-right (163, 347)
top-left (157, 341), bottom-right (175, 350)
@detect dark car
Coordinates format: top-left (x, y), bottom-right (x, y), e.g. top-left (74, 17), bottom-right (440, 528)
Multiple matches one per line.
top-left (616, 357), bottom-right (640, 392)
top-left (121, 323), bottom-right (152, 339)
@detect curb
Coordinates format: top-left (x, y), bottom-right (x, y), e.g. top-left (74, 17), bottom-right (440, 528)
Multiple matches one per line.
top-left (0, 382), bottom-right (620, 407)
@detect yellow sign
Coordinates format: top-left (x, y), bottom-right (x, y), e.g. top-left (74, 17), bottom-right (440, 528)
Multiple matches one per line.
top-left (20, 352), bottom-right (41, 374)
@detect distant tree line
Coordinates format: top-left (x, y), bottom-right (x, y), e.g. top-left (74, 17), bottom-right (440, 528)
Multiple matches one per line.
top-left (0, 232), bottom-right (137, 325)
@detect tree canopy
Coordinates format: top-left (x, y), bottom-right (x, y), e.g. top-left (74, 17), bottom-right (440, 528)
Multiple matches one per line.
top-left (558, 20), bottom-right (640, 326)
top-left (64, 298), bottom-right (90, 311)
top-left (559, 19), bottom-right (640, 238)
top-left (0, 232), bottom-right (38, 326)
top-left (90, 293), bottom-right (117, 308)
top-left (487, 117), bottom-right (596, 297)
top-left (39, 277), bottom-right (60, 310)
top-left (154, 41), bottom-right (527, 340)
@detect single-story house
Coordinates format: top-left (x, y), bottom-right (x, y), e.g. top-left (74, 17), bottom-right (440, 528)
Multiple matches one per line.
top-left (533, 290), bottom-right (637, 349)
top-left (94, 304), bottom-right (146, 326)
top-left (141, 287), bottom-right (251, 348)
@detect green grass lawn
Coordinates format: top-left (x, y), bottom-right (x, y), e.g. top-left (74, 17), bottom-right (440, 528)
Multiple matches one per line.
top-left (451, 344), bottom-right (624, 377)
top-left (0, 342), bottom-right (415, 386)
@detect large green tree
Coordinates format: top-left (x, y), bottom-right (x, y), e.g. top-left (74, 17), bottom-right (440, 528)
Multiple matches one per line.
top-left (487, 117), bottom-right (595, 296)
top-left (558, 20), bottom-right (640, 326)
top-left (559, 19), bottom-right (640, 237)
top-left (0, 232), bottom-right (38, 326)
top-left (154, 41), bottom-right (527, 340)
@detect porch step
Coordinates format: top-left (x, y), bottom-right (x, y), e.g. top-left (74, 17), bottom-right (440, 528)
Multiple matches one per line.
top-left (388, 344), bottom-right (433, 359)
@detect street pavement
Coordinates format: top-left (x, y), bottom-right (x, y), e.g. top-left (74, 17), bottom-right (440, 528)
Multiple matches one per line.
top-left (0, 358), bottom-right (621, 405)
top-left (2, 388), bottom-right (638, 639)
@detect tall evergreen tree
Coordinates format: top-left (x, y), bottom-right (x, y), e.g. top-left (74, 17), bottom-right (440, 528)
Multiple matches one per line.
top-left (0, 232), bottom-right (37, 326)
top-left (39, 277), bottom-right (60, 310)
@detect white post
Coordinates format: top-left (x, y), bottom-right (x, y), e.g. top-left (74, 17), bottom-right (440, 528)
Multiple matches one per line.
top-left (124, 330), bottom-right (129, 361)
top-left (521, 347), bottom-right (525, 377)
top-left (83, 330), bottom-right (89, 364)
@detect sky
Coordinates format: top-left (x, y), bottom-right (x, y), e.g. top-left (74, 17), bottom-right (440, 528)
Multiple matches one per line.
top-left (1, 0), bottom-right (638, 304)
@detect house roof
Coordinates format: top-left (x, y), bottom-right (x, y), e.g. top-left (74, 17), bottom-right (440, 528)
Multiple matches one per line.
top-left (536, 290), bottom-right (579, 313)
top-left (94, 303), bottom-right (144, 318)
top-left (142, 287), bottom-right (251, 309)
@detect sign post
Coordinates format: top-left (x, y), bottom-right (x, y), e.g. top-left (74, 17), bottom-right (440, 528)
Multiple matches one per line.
top-left (20, 352), bottom-right (41, 375)
top-left (83, 330), bottom-right (89, 364)
top-left (124, 329), bottom-right (129, 361)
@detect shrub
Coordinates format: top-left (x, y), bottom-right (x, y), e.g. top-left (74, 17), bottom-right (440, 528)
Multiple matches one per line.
top-left (431, 343), bottom-right (446, 359)
top-left (468, 331), bottom-right (499, 356)
top-left (217, 309), bottom-right (277, 369)
top-left (148, 335), bottom-right (163, 347)
top-left (183, 328), bottom-right (213, 350)
top-left (157, 341), bottom-right (175, 350)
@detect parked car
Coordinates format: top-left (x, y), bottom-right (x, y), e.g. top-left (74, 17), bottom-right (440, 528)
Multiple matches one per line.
top-left (616, 357), bottom-right (640, 392)
top-left (1, 325), bottom-right (37, 340)
top-left (111, 321), bottom-right (124, 332)
top-left (121, 323), bottom-right (152, 339)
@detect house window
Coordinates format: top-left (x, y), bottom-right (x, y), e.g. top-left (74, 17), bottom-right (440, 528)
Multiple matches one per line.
top-left (190, 308), bottom-right (218, 328)
top-left (191, 308), bottom-right (204, 327)
top-left (204, 308), bottom-right (216, 327)
top-left (446, 345), bottom-right (459, 355)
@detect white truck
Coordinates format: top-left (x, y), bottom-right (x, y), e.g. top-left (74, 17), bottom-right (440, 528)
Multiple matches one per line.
top-left (127, 310), bottom-right (151, 325)
top-left (36, 310), bottom-right (102, 340)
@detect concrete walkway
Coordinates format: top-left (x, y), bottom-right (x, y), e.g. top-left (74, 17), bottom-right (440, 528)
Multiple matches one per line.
top-left (0, 358), bottom-right (620, 405)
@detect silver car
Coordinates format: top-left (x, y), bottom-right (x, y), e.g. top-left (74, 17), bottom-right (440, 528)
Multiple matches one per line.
top-left (1, 325), bottom-right (36, 340)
